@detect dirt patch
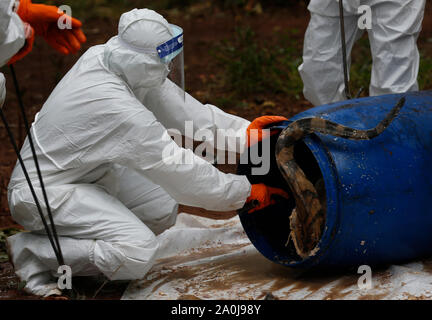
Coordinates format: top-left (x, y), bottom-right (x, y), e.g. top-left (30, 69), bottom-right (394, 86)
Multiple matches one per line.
top-left (0, 262), bottom-right (41, 300)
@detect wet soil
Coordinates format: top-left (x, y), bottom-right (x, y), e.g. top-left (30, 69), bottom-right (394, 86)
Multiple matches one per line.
top-left (132, 249), bottom-right (362, 300)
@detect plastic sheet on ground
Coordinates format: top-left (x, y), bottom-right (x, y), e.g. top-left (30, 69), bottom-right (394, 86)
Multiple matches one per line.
top-left (122, 214), bottom-right (432, 300)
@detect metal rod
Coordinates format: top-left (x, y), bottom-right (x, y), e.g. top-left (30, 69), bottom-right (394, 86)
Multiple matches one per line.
top-left (339, 0), bottom-right (352, 100)
top-left (355, 87), bottom-right (364, 99)
top-left (9, 65), bottom-right (64, 266)
top-left (0, 108), bottom-right (62, 264)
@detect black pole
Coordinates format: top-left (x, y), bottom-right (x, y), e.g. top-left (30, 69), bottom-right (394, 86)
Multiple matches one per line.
top-left (0, 108), bottom-right (62, 264)
top-left (9, 65), bottom-right (64, 266)
top-left (339, 0), bottom-right (352, 100)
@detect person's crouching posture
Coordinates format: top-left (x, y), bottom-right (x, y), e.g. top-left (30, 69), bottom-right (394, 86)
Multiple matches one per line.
top-left (6, 9), bottom-right (288, 296)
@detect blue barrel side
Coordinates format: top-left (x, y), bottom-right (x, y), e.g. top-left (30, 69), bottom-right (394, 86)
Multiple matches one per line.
top-left (298, 91), bottom-right (432, 268)
top-left (240, 91), bottom-right (432, 269)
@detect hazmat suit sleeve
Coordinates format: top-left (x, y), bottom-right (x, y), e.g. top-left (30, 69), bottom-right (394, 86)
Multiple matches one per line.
top-left (0, 0), bottom-right (26, 67)
top-left (143, 79), bottom-right (251, 154)
top-left (108, 97), bottom-right (251, 211)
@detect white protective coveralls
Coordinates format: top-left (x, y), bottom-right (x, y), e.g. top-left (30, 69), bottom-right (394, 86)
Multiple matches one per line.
top-left (0, 0), bottom-right (21, 236)
top-left (0, 0), bottom-right (26, 66)
top-left (298, 0), bottom-right (426, 106)
top-left (0, 0), bottom-right (26, 103)
top-left (6, 9), bottom-right (252, 296)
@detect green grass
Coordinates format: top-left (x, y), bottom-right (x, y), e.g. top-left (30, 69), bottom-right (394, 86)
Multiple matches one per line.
top-left (419, 51), bottom-right (432, 90)
top-left (0, 229), bottom-right (22, 263)
top-left (349, 35), bottom-right (373, 97)
top-left (213, 27), bottom-right (432, 106)
top-left (212, 26), bottom-right (304, 100)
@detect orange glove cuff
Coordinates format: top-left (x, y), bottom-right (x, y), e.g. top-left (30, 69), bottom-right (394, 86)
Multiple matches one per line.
top-left (7, 28), bottom-right (35, 65)
top-left (246, 183), bottom-right (290, 213)
top-left (16, 0), bottom-right (31, 22)
top-left (247, 116), bottom-right (288, 147)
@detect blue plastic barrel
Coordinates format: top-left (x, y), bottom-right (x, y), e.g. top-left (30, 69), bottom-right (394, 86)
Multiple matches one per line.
top-left (238, 91), bottom-right (432, 269)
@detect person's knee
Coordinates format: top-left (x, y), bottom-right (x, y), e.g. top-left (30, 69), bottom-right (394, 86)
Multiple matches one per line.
top-left (93, 235), bottom-right (160, 280)
top-left (131, 196), bottom-right (178, 235)
top-left (146, 202), bottom-right (178, 235)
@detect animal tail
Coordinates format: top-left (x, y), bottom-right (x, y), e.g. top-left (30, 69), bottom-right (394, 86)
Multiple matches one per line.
top-left (297, 96), bottom-right (406, 141)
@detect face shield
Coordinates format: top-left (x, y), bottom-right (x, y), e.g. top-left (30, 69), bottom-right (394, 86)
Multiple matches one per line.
top-left (157, 24), bottom-right (185, 100)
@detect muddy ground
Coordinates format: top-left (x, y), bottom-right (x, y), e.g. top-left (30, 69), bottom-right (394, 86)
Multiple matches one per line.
top-left (1, 2), bottom-right (432, 299)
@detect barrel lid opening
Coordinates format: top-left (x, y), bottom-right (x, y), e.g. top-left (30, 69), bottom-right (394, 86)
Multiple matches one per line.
top-left (289, 140), bottom-right (327, 258)
top-left (237, 134), bottom-right (327, 266)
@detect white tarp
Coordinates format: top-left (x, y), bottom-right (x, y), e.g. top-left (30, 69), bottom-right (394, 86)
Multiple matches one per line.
top-left (122, 214), bottom-right (432, 300)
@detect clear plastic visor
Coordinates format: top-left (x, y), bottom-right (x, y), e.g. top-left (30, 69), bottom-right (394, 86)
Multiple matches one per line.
top-left (157, 24), bottom-right (185, 100)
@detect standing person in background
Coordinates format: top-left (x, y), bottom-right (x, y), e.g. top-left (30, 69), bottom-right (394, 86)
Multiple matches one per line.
top-left (298, 0), bottom-right (426, 106)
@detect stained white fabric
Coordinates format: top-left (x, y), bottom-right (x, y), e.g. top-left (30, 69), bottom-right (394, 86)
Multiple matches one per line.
top-left (123, 214), bottom-right (432, 300)
top-left (7, 9), bottom-right (251, 296)
top-left (0, 0), bottom-right (25, 67)
top-left (299, 0), bottom-right (426, 106)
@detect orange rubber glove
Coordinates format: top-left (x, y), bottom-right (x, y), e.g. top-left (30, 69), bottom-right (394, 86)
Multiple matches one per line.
top-left (17, 0), bottom-right (86, 55)
top-left (246, 183), bottom-right (290, 213)
top-left (43, 24), bottom-right (86, 55)
top-left (246, 116), bottom-right (288, 147)
top-left (8, 25), bottom-right (35, 65)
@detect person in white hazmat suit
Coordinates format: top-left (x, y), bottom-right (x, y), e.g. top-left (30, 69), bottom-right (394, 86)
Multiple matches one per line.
top-left (0, 0), bottom-right (27, 66)
top-left (298, 0), bottom-right (426, 106)
top-left (0, 0), bottom-right (27, 103)
top-left (0, 1), bottom-right (22, 114)
top-left (6, 9), bottom-right (289, 296)
top-left (0, 0), bottom-right (85, 146)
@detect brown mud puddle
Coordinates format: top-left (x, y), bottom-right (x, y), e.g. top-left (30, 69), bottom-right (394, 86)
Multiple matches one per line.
top-left (135, 250), bottom-right (363, 300)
